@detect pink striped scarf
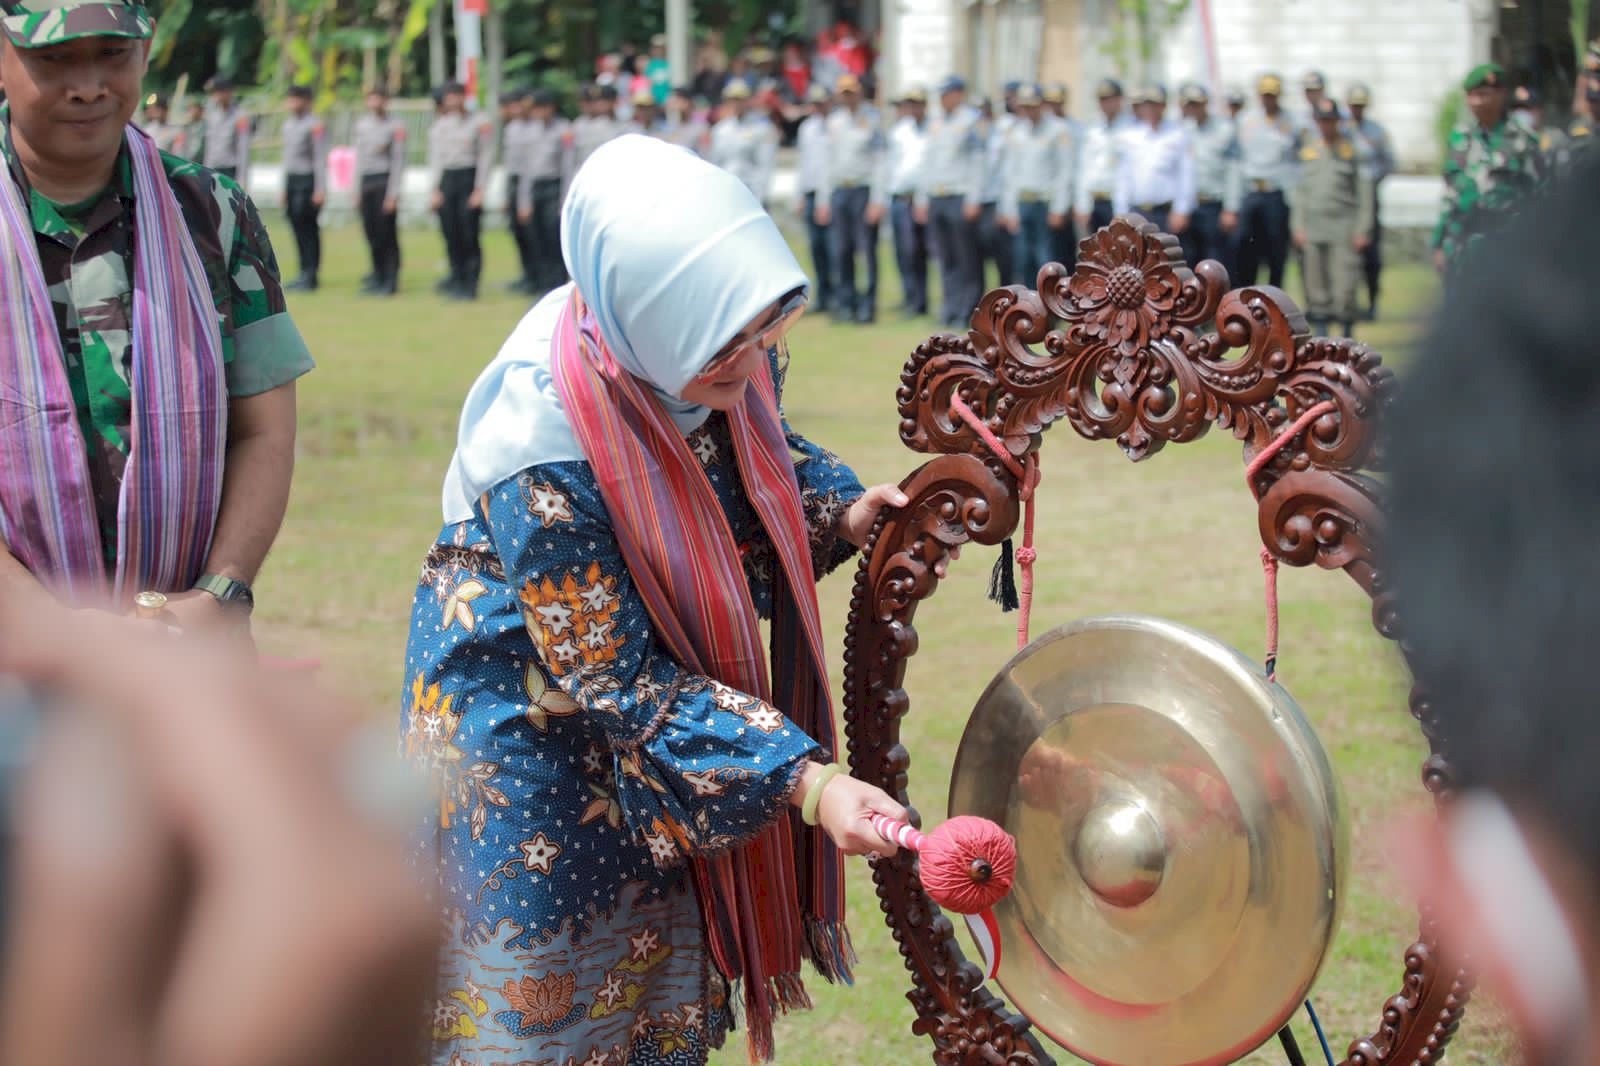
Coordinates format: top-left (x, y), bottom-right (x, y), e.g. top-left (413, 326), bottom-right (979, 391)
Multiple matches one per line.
top-left (0, 124), bottom-right (225, 603)
top-left (551, 292), bottom-right (852, 1062)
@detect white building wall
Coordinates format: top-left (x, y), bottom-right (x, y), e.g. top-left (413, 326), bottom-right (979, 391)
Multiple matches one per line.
top-left (1152, 0), bottom-right (1499, 170)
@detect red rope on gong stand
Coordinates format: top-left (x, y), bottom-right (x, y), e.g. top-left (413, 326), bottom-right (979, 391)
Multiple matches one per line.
top-left (1244, 400), bottom-right (1337, 682)
top-left (947, 393), bottom-right (1042, 648)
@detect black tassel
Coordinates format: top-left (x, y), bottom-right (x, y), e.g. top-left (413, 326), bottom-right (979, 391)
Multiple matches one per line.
top-left (988, 538), bottom-right (1019, 612)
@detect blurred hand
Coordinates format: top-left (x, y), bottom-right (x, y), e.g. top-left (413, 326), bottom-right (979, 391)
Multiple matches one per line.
top-left (467, 188), bottom-right (483, 210)
top-left (311, 191), bottom-right (325, 208)
top-left (1433, 248), bottom-right (1446, 275)
top-left (518, 207), bottom-right (533, 225)
top-left (962, 201), bottom-right (981, 222)
top-left (864, 201), bottom-right (885, 226)
top-left (999, 214), bottom-right (1019, 234)
top-left (1293, 230), bottom-right (1309, 249)
top-left (813, 201), bottom-right (832, 226)
top-left (429, 189), bottom-right (444, 212)
top-left (0, 601), bottom-right (437, 1066)
top-left (1046, 212), bottom-right (1066, 230)
top-left (383, 196), bottom-right (398, 215)
top-left (1220, 210), bottom-right (1239, 232)
top-left (1353, 232), bottom-right (1371, 252)
top-left (913, 203), bottom-right (929, 226)
top-left (1169, 212), bottom-right (1189, 235)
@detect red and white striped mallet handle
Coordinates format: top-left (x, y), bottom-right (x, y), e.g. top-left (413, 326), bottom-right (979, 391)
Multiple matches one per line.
top-left (871, 814), bottom-right (925, 851)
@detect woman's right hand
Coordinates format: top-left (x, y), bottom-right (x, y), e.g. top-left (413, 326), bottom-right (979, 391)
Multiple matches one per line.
top-left (798, 763), bottom-right (909, 857)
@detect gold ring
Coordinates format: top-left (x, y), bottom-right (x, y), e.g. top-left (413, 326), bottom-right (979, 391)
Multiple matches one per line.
top-left (133, 590), bottom-right (168, 619)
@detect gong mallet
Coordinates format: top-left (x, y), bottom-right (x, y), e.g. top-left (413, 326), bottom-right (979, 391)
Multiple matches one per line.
top-left (871, 813), bottom-right (1018, 980)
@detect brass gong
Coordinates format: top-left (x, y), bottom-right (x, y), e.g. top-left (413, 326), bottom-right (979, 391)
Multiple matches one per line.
top-left (949, 615), bottom-right (1349, 1066)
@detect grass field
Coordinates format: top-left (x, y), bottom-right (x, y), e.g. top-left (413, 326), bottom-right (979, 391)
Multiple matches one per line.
top-left (257, 216), bottom-right (1514, 1066)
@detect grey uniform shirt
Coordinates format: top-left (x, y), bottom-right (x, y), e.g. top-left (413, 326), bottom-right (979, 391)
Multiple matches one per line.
top-left (913, 102), bottom-right (984, 209)
top-left (1186, 115), bottom-right (1243, 211)
top-left (887, 115), bottom-right (927, 197)
top-left (795, 112), bottom-right (829, 196)
top-left (202, 103), bottom-right (252, 188)
top-left (428, 111), bottom-right (495, 190)
top-left (1236, 110), bottom-right (1303, 192)
top-left (1074, 113), bottom-right (1132, 215)
top-left (999, 115), bottom-right (1075, 218)
top-left (352, 112), bottom-right (407, 203)
top-left (280, 112), bottom-right (328, 196)
top-left (501, 116), bottom-right (535, 200)
top-left (817, 105), bottom-right (887, 205)
top-left (709, 114), bottom-right (778, 202)
top-left (143, 120), bottom-right (184, 156)
top-left (656, 116), bottom-right (710, 157)
top-left (518, 118), bottom-right (574, 213)
top-left (1114, 120), bottom-right (1197, 216)
top-left (572, 115), bottom-right (627, 170)
top-left (1351, 117), bottom-right (1395, 184)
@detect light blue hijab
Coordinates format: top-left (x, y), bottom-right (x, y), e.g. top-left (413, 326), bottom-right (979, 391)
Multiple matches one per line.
top-left (440, 134), bottom-right (808, 523)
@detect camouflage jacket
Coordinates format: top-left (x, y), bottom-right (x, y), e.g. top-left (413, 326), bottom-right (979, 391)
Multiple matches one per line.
top-left (1, 110), bottom-right (315, 564)
top-left (1432, 116), bottom-right (1547, 265)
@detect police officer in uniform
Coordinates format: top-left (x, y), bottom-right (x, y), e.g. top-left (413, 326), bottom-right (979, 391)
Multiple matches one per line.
top-left (657, 87), bottom-right (711, 156)
top-left (1225, 87), bottom-right (1246, 123)
top-left (499, 87), bottom-right (538, 294)
top-left (795, 83), bottom-right (834, 313)
top-left (888, 86), bottom-right (930, 317)
top-left (202, 76), bottom-right (252, 188)
top-left (1289, 98), bottom-right (1373, 337)
top-left (816, 73), bottom-right (886, 324)
top-left (522, 89), bottom-right (573, 293)
top-left (1113, 85), bottom-right (1194, 235)
top-left (998, 84), bottom-right (1075, 287)
top-left (139, 91), bottom-right (185, 154)
top-left (1179, 83), bottom-right (1241, 276)
top-left (279, 84), bottom-right (327, 292)
top-left (709, 81), bottom-right (778, 204)
top-left (1235, 72), bottom-right (1301, 286)
top-left (1041, 82), bottom-right (1080, 271)
top-left (181, 96), bottom-right (205, 163)
top-left (428, 80), bottom-right (495, 301)
top-left (573, 84), bottom-right (626, 170)
top-left (353, 84), bottom-right (407, 296)
top-left (914, 75), bottom-right (984, 329)
top-left (974, 95), bottom-right (1014, 293)
top-left (1347, 83), bottom-right (1394, 318)
top-left (1074, 78), bottom-right (1129, 238)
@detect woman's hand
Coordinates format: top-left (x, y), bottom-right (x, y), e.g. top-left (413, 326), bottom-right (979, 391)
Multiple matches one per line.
top-left (836, 483), bottom-right (908, 548)
top-left (796, 762), bottom-right (909, 857)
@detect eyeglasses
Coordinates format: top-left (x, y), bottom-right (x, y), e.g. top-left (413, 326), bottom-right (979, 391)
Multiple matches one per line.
top-left (689, 289), bottom-right (809, 386)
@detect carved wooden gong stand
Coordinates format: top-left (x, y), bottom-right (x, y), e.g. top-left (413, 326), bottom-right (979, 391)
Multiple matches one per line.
top-left (840, 216), bottom-right (1470, 1066)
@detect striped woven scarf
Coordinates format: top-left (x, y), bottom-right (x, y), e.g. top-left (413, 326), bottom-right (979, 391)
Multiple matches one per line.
top-left (551, 291), bottom-right (852, 1062)
top-left (0, 124), bottom-right (225, 603)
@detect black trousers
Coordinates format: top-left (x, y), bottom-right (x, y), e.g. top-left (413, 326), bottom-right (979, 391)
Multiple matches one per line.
top-left (359, 173), bottom-right (401, 285)
top-left (439, 166), bottom-right (483, 292)
top-left (285, 173), bottom-right (321, 280)
top-left (1181, 200), bottom-right (1235, 278)
top-left (1049, 210), bottom-right (1078, 276)
top-left (528, 177), bottom-right (566, 291)
top-left (890, 195), bottom-right (928, 314)
top-left (1237, 188), bottom-right (1291, 287)
top-left (505, 174), bottom-right (537, 284)
top-left (803, 190), bottom-right (835, 310)
top-left (1088, 197), bottom-right (1115, 234)
top-left (829, 185), bottom-right (879, 316)
top-left (929, 194), bottom-right (979, 327)
top-left (1361, 180), bottom-right (1383, 308)
top-left (976, 202), bottom-right (1013, 294)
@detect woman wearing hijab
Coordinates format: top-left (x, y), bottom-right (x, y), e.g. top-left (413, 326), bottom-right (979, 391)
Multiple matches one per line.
top-left (403, 134), bottom-right (913, 1066)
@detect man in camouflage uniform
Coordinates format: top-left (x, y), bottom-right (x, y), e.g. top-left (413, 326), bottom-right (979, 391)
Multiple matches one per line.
top-left (1289, 98), bottom-right (1373, 337)
top-left (139, 90), bottom-right (183, 154)
top-left (1432, 63), bottom-right (1546, 280)
top-left (202, 75), bottom-right (252, 190)
top-left (0, 0), bottom-right (313, 625)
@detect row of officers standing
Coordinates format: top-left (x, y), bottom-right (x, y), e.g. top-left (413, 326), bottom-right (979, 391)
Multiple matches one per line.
top-left (791, 69), bottom-right (1399, 335)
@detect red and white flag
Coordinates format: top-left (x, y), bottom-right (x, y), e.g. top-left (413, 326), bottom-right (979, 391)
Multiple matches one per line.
top-left (454, 0), bottom-right (488, 102)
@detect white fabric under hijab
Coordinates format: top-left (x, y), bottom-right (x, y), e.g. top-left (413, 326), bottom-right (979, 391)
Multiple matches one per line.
top-left (439, 134), bottom-right (807, 524)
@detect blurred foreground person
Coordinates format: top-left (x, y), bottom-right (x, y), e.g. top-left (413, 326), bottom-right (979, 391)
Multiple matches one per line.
top-left (0, 601), bottom-right (437, 1066)
top-left (1387, 155), bottom-right (1600, 1066)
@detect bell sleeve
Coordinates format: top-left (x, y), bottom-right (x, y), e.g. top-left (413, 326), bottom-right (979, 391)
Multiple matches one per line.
top-left (479, 463), bottom-right (827, 867)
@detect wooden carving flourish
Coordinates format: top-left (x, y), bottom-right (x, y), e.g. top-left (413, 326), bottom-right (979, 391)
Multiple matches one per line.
top-left (845, 215), bottom-right (1470, 1066)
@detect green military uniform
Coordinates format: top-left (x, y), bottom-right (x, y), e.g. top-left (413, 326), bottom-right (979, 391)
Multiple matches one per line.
top-left (1432, 64), bottom-right (1546, 276)
top-left (1, 108), bottom-right (315, 564)
top-left (1288, 100), bottom-right (1374, 334)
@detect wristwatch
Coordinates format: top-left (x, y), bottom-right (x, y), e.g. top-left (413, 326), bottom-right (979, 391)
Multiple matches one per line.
top-left (193, 573), bottom-right (255, 613)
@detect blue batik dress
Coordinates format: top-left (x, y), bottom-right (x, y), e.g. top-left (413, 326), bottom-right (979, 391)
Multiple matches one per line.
top-left (401, 391), bottom-right (864, 1066)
